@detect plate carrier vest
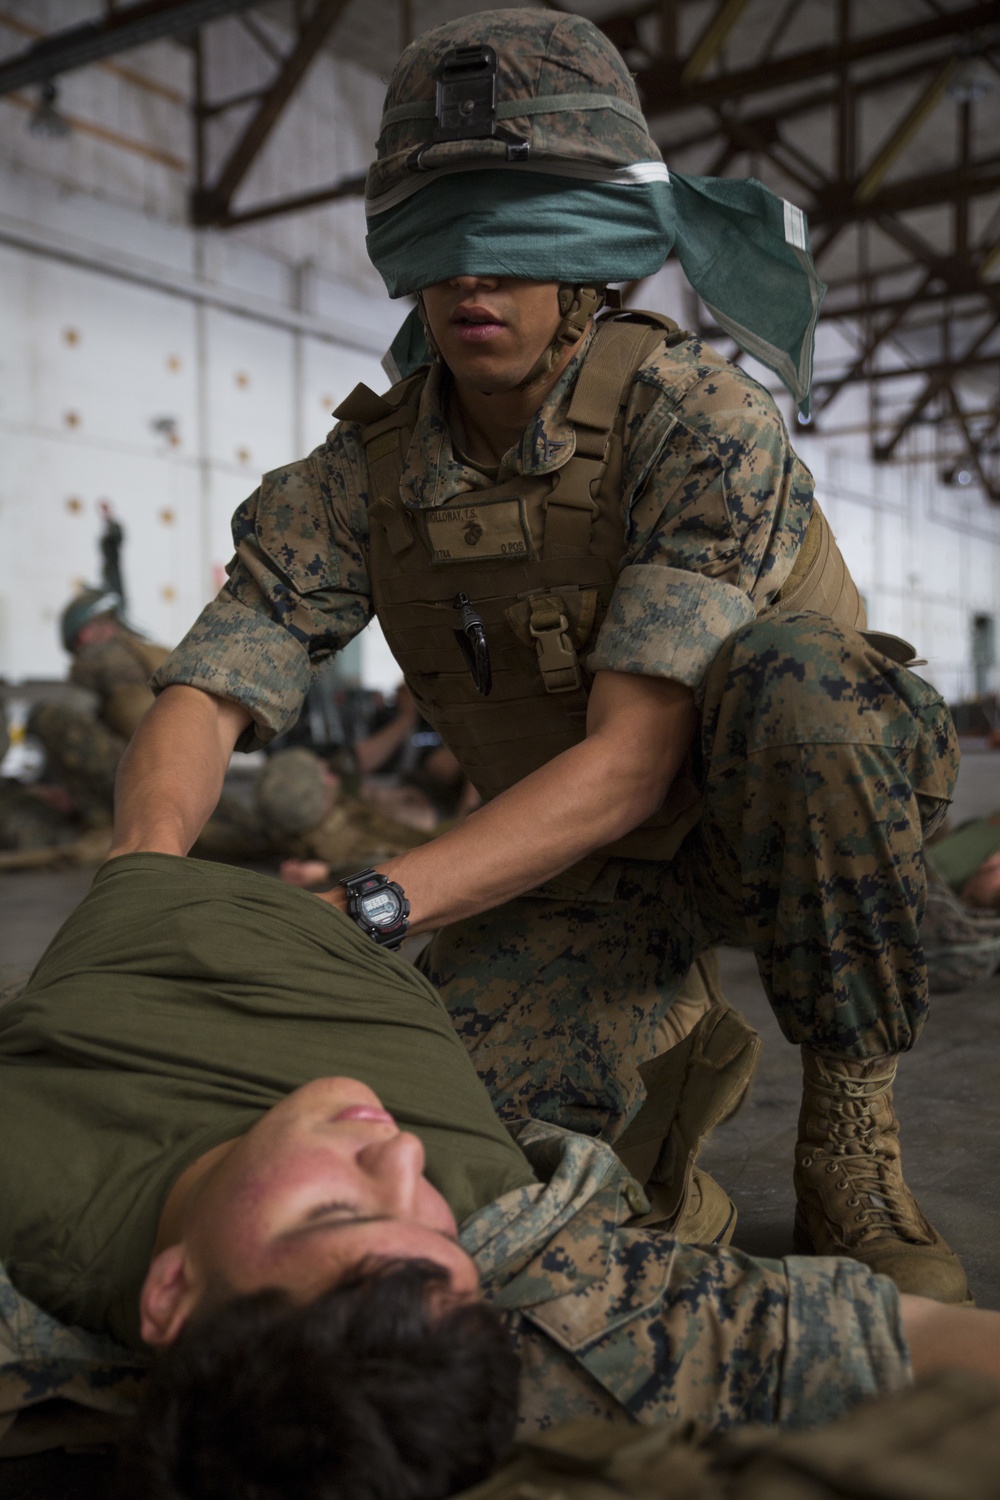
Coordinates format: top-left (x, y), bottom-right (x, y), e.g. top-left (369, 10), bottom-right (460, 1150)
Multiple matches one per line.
top-left (336, 312), bottom-right (867, 863)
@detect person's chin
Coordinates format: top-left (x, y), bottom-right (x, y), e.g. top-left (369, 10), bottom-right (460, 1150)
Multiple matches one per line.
top-left (451, 359), bottom-right (527, 395)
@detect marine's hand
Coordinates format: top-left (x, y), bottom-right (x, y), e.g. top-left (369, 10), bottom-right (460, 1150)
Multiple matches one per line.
top-left (279, 858), bottom-right (332, 888)
top-left (314, 883), bottom-right (349, 913)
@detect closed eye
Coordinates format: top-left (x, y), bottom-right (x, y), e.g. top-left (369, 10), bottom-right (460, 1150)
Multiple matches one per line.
top-left (303, 1200), bottom-right (363, 1224)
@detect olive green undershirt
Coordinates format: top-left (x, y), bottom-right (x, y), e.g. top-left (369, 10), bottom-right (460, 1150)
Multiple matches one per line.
top-left (0, 855), bottom-right (535, 1349)
top-left (928, 813), bottom-right (1000, 892)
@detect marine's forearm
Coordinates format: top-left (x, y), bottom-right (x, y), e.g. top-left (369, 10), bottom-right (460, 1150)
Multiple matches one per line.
top-left (900, 1295), bottom-right (1000, 1382)
top-left (108, 685), bottom-right (252, 859)
top-left (319, 671), bottom-right (697, 933)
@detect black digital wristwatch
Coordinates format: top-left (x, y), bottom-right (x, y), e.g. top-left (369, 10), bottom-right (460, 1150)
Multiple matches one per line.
top-left (340, 868), bottom-right (410, 949)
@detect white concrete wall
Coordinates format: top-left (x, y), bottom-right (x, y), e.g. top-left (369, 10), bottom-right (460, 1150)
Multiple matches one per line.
top-left (0, 5), bottom-right (406, 685)
top-left (0, 161), bottom-right (402, 681)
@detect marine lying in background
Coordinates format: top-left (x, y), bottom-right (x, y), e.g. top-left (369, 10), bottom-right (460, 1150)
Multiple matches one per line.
top-left (0, 599), bottom-right (433, 875)
top-left (2, 853), bottom-right (1000, 1500)
top-left (920, 812), bottom-right (1000, 993)
top-left (0, 588), bottom-right (267, 866)
top-left (254, 746), bottom-right (434, 881)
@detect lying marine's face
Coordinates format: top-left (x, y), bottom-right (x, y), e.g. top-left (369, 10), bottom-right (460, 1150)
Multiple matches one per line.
top-left (961, 851), bottom-right (1000, 910)
top-left (420, 274), bottom-right (564, 393)
top-left (140, 1077), bottom-right (479, 1346)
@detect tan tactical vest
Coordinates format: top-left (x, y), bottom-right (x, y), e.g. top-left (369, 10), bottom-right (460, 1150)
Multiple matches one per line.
top-left (337, 313), bottom-right (866, 863)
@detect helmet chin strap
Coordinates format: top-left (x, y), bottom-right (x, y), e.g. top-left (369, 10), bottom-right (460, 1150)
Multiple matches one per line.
top-left (417, 284), bottom-right (607, 392)
top-left (516, 284), bottom-right (606, 390)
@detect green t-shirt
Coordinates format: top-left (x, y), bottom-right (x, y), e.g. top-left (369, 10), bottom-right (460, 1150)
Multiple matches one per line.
top-left (0, 854), bottom-right (535, 1349)
top-left (927, 811), bottom-right (1000, 892)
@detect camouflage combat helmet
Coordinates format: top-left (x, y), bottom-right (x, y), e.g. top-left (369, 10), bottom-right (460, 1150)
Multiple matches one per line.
top-left (60, 588), bottom-right (124, 654)
top-left (366, 9), bottom-right (826, 409)
top-left (369, 10), bottom-right (660, 381)
top-left (255, 749), bottom-right (332, 839)
top-left (368, 11), bottom-right (658, 206)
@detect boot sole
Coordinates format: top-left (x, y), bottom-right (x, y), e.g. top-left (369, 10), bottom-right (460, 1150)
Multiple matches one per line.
top-left (794, 1206), bottom-right (976, 1304)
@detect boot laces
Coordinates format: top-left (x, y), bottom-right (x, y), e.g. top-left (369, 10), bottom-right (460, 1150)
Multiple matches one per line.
top-left (812, 1072), bottom-right (932, 1243)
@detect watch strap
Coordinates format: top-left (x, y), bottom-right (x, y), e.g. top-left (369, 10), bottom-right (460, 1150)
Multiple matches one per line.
top-left (341, 868), bottom-right (410, 949)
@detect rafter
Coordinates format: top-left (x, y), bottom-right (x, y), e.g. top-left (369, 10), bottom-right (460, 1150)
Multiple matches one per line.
top-left (873, 312), bottom-right (1000, 459)
top-left (948, 383), bottom-right (1000, 501)
top-left (0, 0), bottom-right (269, 96)
top-left (635, 2), bottom-right (1000, 117)
top-left (811, 270), bottom-right (938, 417)
top-left (190, 0), bottom-right (351, 226)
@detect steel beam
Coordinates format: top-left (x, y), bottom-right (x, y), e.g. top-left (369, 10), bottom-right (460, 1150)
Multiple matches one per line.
top-left (810, 158), bottom-right (1000, 229)
top-left (948, 385), bottom-right (1000, 500)
top-left (681, 0), bottom-right (753, 85)
top-left (873, 313), bottom-right (1000, 459)
top-left (0, 0), bottom-right (269, 97)
top-left (656, 53), bottom-right (959, 157)
top-left (822, 284), bottom-right (1000, 323)
top-left (213, 170), bottom-right (367, 227)
top-left (635, 2), bottom-right (1000, 116)
top-left (190, 0), bottom-right (351, 226)
top-left (811, 270), bottom-right (936, 417)
top-left (812, 349), bottom-right (1000, 389)
top-left (853, 59), bottom-right (959, 205)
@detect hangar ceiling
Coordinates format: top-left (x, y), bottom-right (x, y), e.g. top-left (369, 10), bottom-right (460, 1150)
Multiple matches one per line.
top-left (2, 0), bottom-right (1000, 497)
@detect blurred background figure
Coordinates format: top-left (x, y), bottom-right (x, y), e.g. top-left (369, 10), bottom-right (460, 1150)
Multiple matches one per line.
top-left (920, 816), bottom-right (1000, 993)
top-left (256, 747), bottom-right (433, 888)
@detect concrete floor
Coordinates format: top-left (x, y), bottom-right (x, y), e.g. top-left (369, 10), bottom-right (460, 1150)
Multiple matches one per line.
top-left (1, 745), bottom-right (998, 1493)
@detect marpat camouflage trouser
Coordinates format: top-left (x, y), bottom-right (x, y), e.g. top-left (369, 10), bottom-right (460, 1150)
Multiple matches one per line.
top-left (419, 613), bottom-right (959, 1142)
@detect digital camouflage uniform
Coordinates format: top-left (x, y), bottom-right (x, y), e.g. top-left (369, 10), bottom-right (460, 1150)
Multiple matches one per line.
top-left (459, 1119), bottom-right (910, 1435)
top-left (27, 632), bottom-right (168, 822)
top-left (0, 1123), bottom-right (911, 1452)
top-left (20, 628), bottom-right (271, 865)
top-left (151, 7), bottom-right (967, 1301)
top-left (153, 331), bottom-right (956, 1100)
top-left (0, 964), bottom-right (911, 1455)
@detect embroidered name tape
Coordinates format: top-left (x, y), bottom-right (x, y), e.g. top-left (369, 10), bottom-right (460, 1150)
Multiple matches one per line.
top-left (423, 497), bottom-right (531, 564)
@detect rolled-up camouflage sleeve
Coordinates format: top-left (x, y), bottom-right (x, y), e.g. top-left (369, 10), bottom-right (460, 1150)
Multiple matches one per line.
top-left (506, 1226), bottom-right (910, 1433)
top-left (588, 346), bottom-right (814, 690)
top-left (151, 424), bottom-right (375, 748)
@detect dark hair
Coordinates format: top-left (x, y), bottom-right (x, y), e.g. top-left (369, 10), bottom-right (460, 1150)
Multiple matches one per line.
top-left (120, 1260), bottom-right (520, 1500)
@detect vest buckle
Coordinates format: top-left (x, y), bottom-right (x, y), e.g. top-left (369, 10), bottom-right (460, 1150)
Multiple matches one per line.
top-left (529, 597), bottom-right (582, 693)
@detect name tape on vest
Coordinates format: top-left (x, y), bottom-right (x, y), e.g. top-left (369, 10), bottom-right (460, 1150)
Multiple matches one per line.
top-left (423, 498), bottom-right (531, 565)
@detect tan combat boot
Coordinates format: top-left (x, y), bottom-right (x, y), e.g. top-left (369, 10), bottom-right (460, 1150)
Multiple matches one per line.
top-left (653, 951), bottom-right (721, 1052)
top-left (794, 1048), bottom-right (970, 1303)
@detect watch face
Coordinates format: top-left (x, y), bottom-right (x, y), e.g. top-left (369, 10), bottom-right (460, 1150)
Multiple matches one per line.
top-left (360, 888), bottom-right (402, 928)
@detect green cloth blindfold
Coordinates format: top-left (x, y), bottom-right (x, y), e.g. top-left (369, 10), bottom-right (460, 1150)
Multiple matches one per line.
top-left (368, 168), bottom-right (825, 412)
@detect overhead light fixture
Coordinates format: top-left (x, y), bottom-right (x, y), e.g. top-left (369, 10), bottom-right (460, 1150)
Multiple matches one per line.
top-left (941, 463), bottom-right (976, 487)
top-left (28, 80), bottom-right (72, 139)
top-left (947, 54), bottom-right (995, 105)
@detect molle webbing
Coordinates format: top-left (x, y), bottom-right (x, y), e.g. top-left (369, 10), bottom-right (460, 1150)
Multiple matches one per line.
top-left (351, 312), bottom-right (867, 865)
top-left (771, 503), bottom-right (867, 631)
top-left (357, 313), bottom-right (710, 863)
